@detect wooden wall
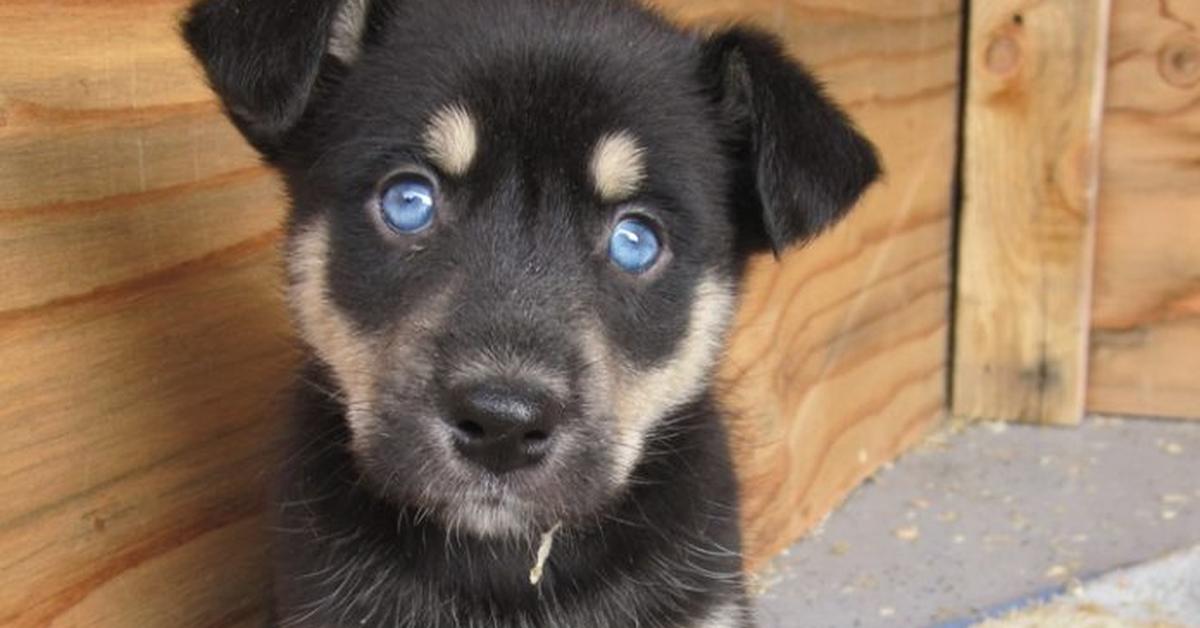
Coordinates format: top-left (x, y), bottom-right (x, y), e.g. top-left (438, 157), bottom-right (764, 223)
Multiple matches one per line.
top-left (952, 0), bottom-right (1200, 424)
top-left (0, 1), bottom-right (289, 626)
top-left (654, 0), bottom-right (960, 566)
top-left (1088, 0), bottom-right (1200, 419)
top-left (0, 0), bottom-right (959, 625)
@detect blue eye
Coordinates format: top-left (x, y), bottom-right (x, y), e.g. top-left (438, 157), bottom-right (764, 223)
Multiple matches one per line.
top-left (608, 217), bottom-right (661, 274)
top-left (380, 174), bottom-right (436, 233)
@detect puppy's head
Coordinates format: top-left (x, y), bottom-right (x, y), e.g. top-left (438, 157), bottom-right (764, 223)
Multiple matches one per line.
top-left (184, 0), bottom-right (878, 537)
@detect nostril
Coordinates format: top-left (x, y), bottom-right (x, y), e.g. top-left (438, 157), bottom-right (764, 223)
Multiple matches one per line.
top-left (455, 420), bottom-right (486, 440)
top-left (521, 429), bottom-right (552, 459)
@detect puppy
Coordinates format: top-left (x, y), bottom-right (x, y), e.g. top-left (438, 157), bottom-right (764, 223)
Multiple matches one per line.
top-left (183, 0), bottom-right (878, 626)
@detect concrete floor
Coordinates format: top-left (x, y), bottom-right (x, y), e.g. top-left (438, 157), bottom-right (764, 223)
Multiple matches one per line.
top-left (753, 416), bottom-right (1200, 627)
top-left (1059, 543), bottom-right (1200, 624)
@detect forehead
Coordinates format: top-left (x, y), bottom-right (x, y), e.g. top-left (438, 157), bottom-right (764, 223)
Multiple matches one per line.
top-left (330, 0), bottom-right (715, 181)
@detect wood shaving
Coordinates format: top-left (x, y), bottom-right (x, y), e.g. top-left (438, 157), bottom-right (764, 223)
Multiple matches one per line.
top-left (938, 510), bottom-right (960, 523)
top-left (529, 522), bottom-right (562, 586)
top-left (1045, 564), bottom-right (1070, 579)
top-left (978, 601), bottom-right (1182, 627)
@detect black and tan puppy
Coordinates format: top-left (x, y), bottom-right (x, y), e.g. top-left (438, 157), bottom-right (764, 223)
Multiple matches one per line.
top-left (183, 0), bottom-right (878, 625)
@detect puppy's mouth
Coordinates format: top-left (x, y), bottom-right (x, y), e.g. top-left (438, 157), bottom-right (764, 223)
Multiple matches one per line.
top-left (349, 411), bottom-right (575, 537)
top-left (439, 488), bottom-right (543, 538)
top-left (354, 372), bottom-right (622, 538)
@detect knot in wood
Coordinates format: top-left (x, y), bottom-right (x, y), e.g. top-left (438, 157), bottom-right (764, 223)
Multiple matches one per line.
top-left (985, 34), bottom-right (1021, 77)
top-left (1159, 33), bottom-right (1200, 88)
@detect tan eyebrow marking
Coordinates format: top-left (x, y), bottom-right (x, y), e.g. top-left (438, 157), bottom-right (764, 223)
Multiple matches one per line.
top-left (423, 104), bottom-right (478, 176)
top-left (590, 131), bottom-right (647, 201)
top-left (327, 0), bottom-right (371, 62)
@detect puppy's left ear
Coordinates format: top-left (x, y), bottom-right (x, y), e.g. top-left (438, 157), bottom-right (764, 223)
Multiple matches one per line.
top-left (182, 0), bottom-right (371, 157)
top-left (702, 28), bottom-right (881, 254)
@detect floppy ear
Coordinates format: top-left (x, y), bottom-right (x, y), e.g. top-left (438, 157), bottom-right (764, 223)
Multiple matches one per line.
top-left (702, 27), bottom-right (881, 254)
top-left (182, 0), bottom-right (371, 157)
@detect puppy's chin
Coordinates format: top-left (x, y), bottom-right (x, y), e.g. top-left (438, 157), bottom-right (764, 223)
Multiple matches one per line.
top-left (351, 418), bottom-right (615, 540)
top-left (390, 472), bottom-right (570, 540)
top-left (441, 492), bottom-right (538, 539)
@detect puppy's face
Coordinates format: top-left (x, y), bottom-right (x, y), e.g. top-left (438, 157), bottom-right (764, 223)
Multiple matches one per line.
top-left (287, 41), bottom-right (736, 535)
top-left (184, 0), bottom-right (879, 537)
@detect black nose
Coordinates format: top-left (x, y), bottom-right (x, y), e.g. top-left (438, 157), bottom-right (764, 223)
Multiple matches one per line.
top-left (445, 384), bottom-right (562, 473)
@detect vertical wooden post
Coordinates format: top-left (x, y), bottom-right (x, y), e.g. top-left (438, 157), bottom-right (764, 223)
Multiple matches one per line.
top-left (954, 0), bottom-right (1111, 424)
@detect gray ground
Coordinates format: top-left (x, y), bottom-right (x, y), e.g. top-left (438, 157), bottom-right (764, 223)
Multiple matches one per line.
top-left (1072, 544), bottom-right (1200, 624)
top-left (752, 416), bottom-right (1200, 627)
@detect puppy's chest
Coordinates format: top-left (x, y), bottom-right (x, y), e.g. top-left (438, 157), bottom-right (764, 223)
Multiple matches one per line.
top-left (273, 505), bottom-right (746, 628)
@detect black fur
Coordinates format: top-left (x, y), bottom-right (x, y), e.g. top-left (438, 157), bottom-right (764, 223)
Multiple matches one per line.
top-left (182, 0), bottom-right (344, 156)
top-left (183, 0), bottom-right (879, 626)
top-left (701, 28), bottom-right (882, 253)
top-left (276, 364), bottom-right (746, 626)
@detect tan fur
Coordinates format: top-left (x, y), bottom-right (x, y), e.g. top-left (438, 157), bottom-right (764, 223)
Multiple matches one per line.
top-left (445, 495), bottom-right (528, 538)
top-left (696, 603), bottom-right (743, 628)
top-left (327, 0), bottom-right (371, 63)
top-left (424, 104), bottom-right (478, 176)
top-left (287, 218), bottom-right (380, 449)
top-left (581, 274), bottom-right (736, 483)
top-left (590, 131), bottom-right (647, 201)
top-left (288, 219), bottom-right (459, 453)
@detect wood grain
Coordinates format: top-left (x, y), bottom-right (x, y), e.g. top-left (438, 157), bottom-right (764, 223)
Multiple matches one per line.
top-left (0, 1), bottom-right (291, 626)
top-left (953, 0), bottom-right (1111, 425)
top-left (0, 0), bottom-right (957, 623)
top-left (654, 0), bottom-right (959, 567)
top-left (1087, 0), bottom-right (1200, 420)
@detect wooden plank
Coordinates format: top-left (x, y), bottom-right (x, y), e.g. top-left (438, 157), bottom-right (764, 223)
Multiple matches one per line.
top-left (1087, 0), bottom-right (1200, 420)
top-left (954, 0), bottom-right (1111, 425)
top-left (655, 0), bottom-right (960, 567)
top-left (0, 1), bottom-right (292, 626)
top-left (0, 248), bottom-right (289, 628)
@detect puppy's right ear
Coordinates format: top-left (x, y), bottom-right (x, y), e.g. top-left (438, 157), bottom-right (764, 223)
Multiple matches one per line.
top-left (182, 0), bottom-right (371, 156)
top-left (701, 28), bottom-right (880, 255)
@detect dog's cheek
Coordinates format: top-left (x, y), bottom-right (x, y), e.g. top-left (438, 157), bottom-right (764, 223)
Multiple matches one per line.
top-left (696, 602), bottom-right (748, 628)
top-left (286, 217), bottom-right (382, 451)
top-left (583, 273), bottom-right (736, 484)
